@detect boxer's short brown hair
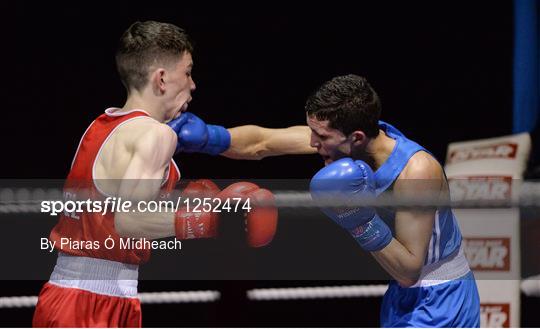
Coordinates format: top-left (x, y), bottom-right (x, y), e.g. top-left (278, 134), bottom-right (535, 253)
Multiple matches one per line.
top-left (116, 21), bottom-right (194, 92)
top-left (305, 74), bottom-right (381, 138)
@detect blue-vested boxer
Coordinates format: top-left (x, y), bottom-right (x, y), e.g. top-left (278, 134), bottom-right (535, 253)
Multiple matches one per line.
top-left (307, 75), bottom-right (480, 327)
top-left (172, 73), bottom-right (482, 327)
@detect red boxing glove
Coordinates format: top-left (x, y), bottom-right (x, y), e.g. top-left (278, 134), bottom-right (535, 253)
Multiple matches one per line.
top-left (181, 179), bottom-right (220, 199)
top-left (218, 182), bottom-right (278, 247)
top-left (175, 179), bottom-right (220, 240)
top-left (245, 188), bottom-right (277, 247)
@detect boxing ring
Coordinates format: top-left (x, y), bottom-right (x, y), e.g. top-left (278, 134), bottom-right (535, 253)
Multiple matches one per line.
top-left (0, 132), bottom-right (539, 327)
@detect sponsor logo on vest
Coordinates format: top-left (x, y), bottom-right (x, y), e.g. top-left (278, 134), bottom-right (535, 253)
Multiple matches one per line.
top-left (448, 143), bottom-right (517, 164)
top-left (481, 303), bottom-right (510, 327)
top-left (464, 238), bottom-right (510, 271)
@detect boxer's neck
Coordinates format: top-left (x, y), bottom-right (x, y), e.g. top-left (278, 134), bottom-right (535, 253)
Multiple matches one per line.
top-left (122, 91), bottom-right (167, 122)
top-left (365, 129), bottom-right (397, 171)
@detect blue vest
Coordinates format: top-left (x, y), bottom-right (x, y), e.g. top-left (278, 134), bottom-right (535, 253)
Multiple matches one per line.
top-left (374, 121), bottom-right (461, 265)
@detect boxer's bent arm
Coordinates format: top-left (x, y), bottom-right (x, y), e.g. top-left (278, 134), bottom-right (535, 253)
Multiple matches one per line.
top-left (222, 125), bottom-right (316, 160)
top-left (114, 124), bottom-right (178, 240)
top-left (372, 209), bottom-right (435, 287)
top-left (371, 153), bottom-right (443, 287)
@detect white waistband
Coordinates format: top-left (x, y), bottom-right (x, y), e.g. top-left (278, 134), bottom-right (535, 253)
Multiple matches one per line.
top-left (411, 246), bottom-right (471, 288)
top-left (49, 252), bottom-right (139, 298)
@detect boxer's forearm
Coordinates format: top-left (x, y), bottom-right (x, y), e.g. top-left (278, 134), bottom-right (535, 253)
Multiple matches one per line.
top-left (222, 125), bottom-right (315, 160)
top-left (371, 239), bottom-right (425, 287)
top-left (114, 177), bottom-right (176, 240)
top-left (370, 210), bottom-right (434, 287)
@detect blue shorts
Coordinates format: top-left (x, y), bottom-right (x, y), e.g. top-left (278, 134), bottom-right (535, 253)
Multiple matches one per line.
top-left (380, 271), bottom-right (480, 328)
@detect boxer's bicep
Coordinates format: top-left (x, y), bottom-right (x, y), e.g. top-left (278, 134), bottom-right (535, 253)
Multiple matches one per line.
top-left (114, 126), bottom-right (177, 239)
top-left (118, 125), bottom-right (176, 201)
top-left (393, 173), bottom-right (441, 262)
top-left (223, 125), bottom-right (315, 160)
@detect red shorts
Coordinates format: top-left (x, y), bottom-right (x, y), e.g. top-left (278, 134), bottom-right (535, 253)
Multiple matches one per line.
top-left (32, 282), bottom-right (141, 328)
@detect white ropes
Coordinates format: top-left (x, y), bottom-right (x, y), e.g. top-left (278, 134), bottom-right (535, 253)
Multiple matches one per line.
top-left (138, 290), bottom-right (220, 303)
top-left (0, 290), bottom-right (221, 308)
top-left (1, 277), bottom-right (538, 308)
top-left (0, 285), bottom-right (387, 308)
top-left (247, 284), bottom-right (388, 301)
top-left (0, 296), bottom-right (38, 308)
top-left (521, 275), bottom-right (540, 297)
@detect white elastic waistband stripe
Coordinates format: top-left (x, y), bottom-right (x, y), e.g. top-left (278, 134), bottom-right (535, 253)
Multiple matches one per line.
top-left (49, 253), bottom-right (139, 298)
top-left (53, 252), bottom-right (139, 280)
top-left (411, 246), bottom-right (471, 288)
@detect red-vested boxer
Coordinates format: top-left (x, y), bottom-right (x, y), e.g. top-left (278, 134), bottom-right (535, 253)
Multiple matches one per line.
top-left (32, 105), bottom-right (245, 326)
top-left (33, 109), bottom-right (179, 327)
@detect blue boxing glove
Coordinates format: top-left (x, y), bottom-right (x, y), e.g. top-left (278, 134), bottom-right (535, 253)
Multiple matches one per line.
top-left (309, 158), bottom-right (392, 252)
top-left (167, 112), bottom-right (231, 155)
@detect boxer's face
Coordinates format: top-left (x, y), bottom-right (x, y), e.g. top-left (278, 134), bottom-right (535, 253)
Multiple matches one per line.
top-left (163, 52), bottom-right (196, 120)
top-left (307, 115), bottom-right (353, 165)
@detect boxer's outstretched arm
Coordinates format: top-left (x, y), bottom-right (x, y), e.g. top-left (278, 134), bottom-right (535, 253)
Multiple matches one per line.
top-left (371, 153), bottom-right (443, 287)
top-left (222, 125), bottom-right (316, 160)
top-left (114, 123), bottom-right (178, 239)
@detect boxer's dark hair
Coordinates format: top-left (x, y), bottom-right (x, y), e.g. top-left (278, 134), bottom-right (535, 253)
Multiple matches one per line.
top-left (116, 21), bottom-right (193, 92)
top-left (305, 74), bottom-right (381, 138)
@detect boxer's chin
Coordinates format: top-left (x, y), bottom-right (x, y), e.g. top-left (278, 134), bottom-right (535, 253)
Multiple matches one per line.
top-left (173, 104), bottom-right (188, 119)
top-left (180, 101), bottom-right (189, 112)
top-left (323, 156), bottom-right (333, 166)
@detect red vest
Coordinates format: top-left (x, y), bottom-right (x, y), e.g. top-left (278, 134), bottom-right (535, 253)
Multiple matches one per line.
top-left (50, 108), bottom-right (180, 264)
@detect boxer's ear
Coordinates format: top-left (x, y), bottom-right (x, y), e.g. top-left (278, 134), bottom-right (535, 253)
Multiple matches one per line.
top-left (149, 68), bottom-right (167, 94)
top-left (351, 130), bottom-right (367, 147)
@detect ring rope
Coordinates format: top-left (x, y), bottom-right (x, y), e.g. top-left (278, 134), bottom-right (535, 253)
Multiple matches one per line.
top-left (2, 278), bottom-right (538, 309)
top-left (0, 290), bottom-right (221, 308)
top-left (246, 284), bottom-right (388, 300)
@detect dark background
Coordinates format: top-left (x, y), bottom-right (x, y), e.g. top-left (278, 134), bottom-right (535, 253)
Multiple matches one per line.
top-left (3, 2), bottom-right (514, 179)
top-left (2, 2), bottom-right (537, 327)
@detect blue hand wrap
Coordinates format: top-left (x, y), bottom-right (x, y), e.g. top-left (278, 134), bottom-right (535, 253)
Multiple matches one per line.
top-left (349, 214), bottom-right (392, 252)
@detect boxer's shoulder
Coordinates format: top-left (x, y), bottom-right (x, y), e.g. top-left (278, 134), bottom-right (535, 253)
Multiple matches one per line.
top-left (100, 117), bottom-right (171, 156)
top-left (394, 151), bottom-right (444, 195)
top-left (399, 151), bottom-right (442, 179)
top-left (115, 117), bottom-right (172, 143)
top-left (94, 118), bottom-right (175, 181)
